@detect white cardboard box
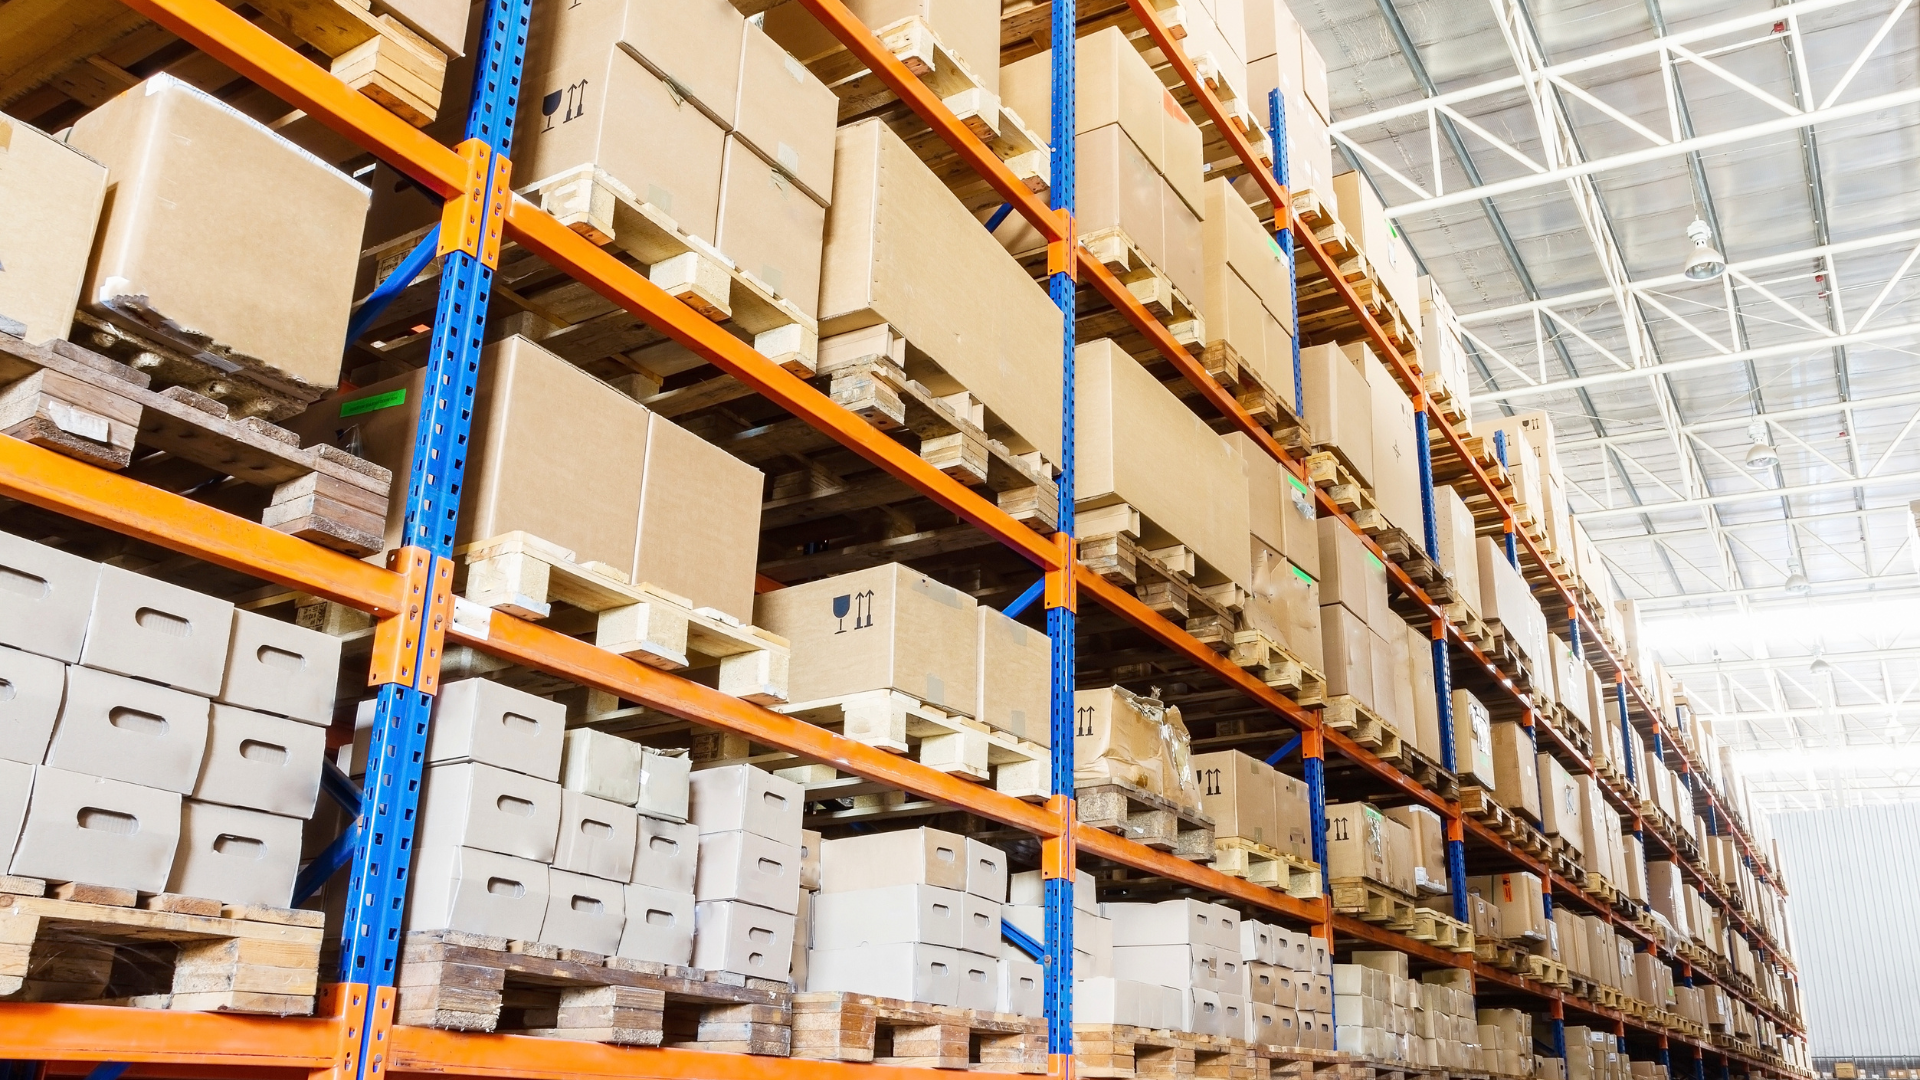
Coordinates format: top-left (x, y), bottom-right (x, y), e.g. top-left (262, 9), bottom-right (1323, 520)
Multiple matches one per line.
top-left (0, 759), bottom-right (33, 867)
top-left (554, 789), bottom-right (638, 881)
top-left (687, 763), bottom-right (800, 844)
top-left (692, 899), bottom-right (795, 978)
top-left (166, 799), bottom-right (302, 906)
top-left (10, 766), bottom-right (181, 891)
top-left (619, 883), bottom-right (695, 964)
top-left (808, 941), bottom-right (960, 1005)
top-left (0, 645), bottom-right (65, 765)
top-left (694, 829), bottom-right (802, 914)
top-left (1184, 986), bottom-right (1227, 1036)
top-left (1075, 977), bottom-right (1181, 1028)
top-left (79, 564), bottom-right (233, 695)
top-left (633, 815), bottom-right (699, 892)
top-left (1011, 867), bottom-right (1097, 912)
top-left (637, 747), bottom-right (690, 822)
top-left (193, 703), bottom-right (326, 817)
top-left (961, 892), bottom-right (1001, 956)
top-left (542, 868), bottom-right (626, 953)
top-left (428, 678), bottom-right (566, 781)
top-left (48, 665), bottom-right (210, 794)
top-left (956, 950), bottom-right (999, 1011)
top-left (1113, 943), bottom-right (1226, 992)
top-left (415, 762), bottom-right (562, 863)
top-left (999, 954), bottom-right (1043, 1017)
top-left (219, 609), bottom-right (342, 725)
top-left (812, 883), bottom-right (966, 950)
top-left (0, 531), bottom-right (99, 663)
top-left (964, 836), bottom-right (1008, 901)
top-left (561, 728), bottom-right (642, 805)
top-left (1104, 898), bottom-right (1239, 950)
top-left (407, 844), bottom-right (548, 939)
top-left (820, 827), bottom-right (967, 892)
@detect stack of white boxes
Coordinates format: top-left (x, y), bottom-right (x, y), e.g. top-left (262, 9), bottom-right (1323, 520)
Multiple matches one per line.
top-left (807, 827), bottom-right (1016, 1012)
top-left (1006, 867), bottom-right (1110, 1020)
top-left (1239, 920), bottom-right (1333, 1047)
top-left (0, 532), bottom-right (339, 907)
top-left (1333, 951), bottom-right (1421, 1063)
top-left (1103, 899), bottom-right (1245, 1036)
top-left (563, 726), bottom-right (699, 966)
top-left (1417, 968), bottom-right (1483, 1070)
top-left (690, 763), bottom-right (804, 980)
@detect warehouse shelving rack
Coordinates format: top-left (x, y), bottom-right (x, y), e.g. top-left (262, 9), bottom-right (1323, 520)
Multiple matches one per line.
top-left (0, 0), bottom-right (1801, 1076)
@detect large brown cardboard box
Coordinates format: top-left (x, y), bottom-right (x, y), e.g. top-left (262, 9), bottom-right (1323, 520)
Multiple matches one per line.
top-left (1316, 516), bottom-right (1388, 629)
top-left (1225, 433), bottom-right (1318, 578)
top-left (823, 119), bottom-right (1062, 458)
top-left (376, 0), bottom-right (471, 56)
top-left (715, 136), bottom-right (826, 319)
top-left (1325, 802), bottom-right (1389, 885)
top-left (1331, 171), bottom-right (1415, 317)
top-left (1383, 805), bottom-right (1446, 894)
top-left (1192, 751), bottom-right (1276, 847)
top-left (1381, 814), bottom-right (1416, 896)
top-left (1475, 871), bottom-right (1547, 942)
top-left (632, 402), bottom-right (762, 623)
top-left (1405, 621), bottom-right (1441, 759)
top-left (1490, 721), bottom-right (1541, 823)
top-left (1074, 686), bottom-right (1199, 811)
top-left (1366, 345), bottom-right (1422, 540)
top-left (1319, 603), bottom-right (1374, 708)
top-left (977, 605), bottom-right (1049, 747)
top-left (1202, 256), bottom-right (1291, 392)
top-left (1370, 627), bottom-right (1406, 731)
top-left (530, 0), bottom-right (741, 123)
top-left (1536, 752), bottom-right (1582, 855)
top-left (733, 20), bottom-right (838, 207)
top-left (1450, 689), bottom-right (1497, 789)
top-left (755, 563), bottom-right (979, 715)
top-left (0, 116), bottom-right (106, 345)
top-left (1244, 541), bottom-right (1323, 672)
top-left (70, 76), bottom-right (368, 397)
top-left (1434, 486), bottom-right (1480, 614)
top-left (1003, 27), bottom-right (1165, 191)
top-left (517, 19), bottom-right (727, 243)
top-left (1078, 339), bottom-right (1251, 587)
top-left (1299, 343), bottom-right (1373, 486)
top-left (764, 0), bottom-right (1001, 99)
top-left (1274, 771), bottom-right (1312, 861)
top-left (1203, 180), bottom-right (1293, 354)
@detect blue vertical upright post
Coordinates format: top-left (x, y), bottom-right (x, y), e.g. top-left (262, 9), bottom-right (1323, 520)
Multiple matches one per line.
top-left (1493, 431), bottom-right (1519, 567)
top-left (335, 2), bottom-right (528, 1078)
top-left (1042, 5), bottom-right (1077, 1076)
top-left (1619, 679), bottom-right (1637, 787)
top-left (1414, 390), bottom-right (1466, 912)
top-left (1266, 90), bottom-right (1303, 418)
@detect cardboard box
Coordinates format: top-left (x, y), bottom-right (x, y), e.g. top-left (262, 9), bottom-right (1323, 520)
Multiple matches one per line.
top-left (1476, 872), bottom-right (1547, 941)
top-left (1406, 620), bottom-right (1442, 760)
top-left (192, 704), bottom-right (326, 817)
top-left (1003, 27), bottom-right (1194, 204)
top-left (693, 899), bottom-right (795, 978)
top-left (1451, 689), bottom-right (1497, 789)
top-left (820, 827), bottom-right (968, 892)
top-left (1112, 942), bottom-right (1223, 990)
top-left (1319, 603), bottom-right (1376, 708)
top-left (1368, 348), bottom-right (1423, 540)
top-left (48, 665), bottom-right (211, 794)
top-left (0, 532), bottom-right (99, 663)
top-left (416, 762), bottom-right (562, 863)
top-left (1077, 339), bottom-right (1253, 587)
top-left (1300, 344), bottom-right (1375, 487)
top-left (70, 76), bottom-right (366, 395)
top-left (764, 0), bottom-right (1001, 97)
top-left (1183, 986), bottom-right (1228, 1036)
top-left (994, 123), bottom-right (1178, 300)
top-left (0, 645), bottom-right (65, 766)
top-left (219, 610), bottom-right (341, 726)
top-left (630, 406), bottom-right (765, 626)
top-left (1074, 686), bottom-right (1200, 810)
top-left (1490, 722), bottom-right (1542, 822)
top-left (619, 882), bottom-right (694, 964)
top-left (561, 729), bottom-right (644, 805)
top-left (800, 828), bottom-right (822, 891)
top-left (1274, 771), bottom-right (1313, 861)
top-left (1105, 898), bottom-right (1239, 949)
top-left (687, 763), bottom-right (803, 845)
top-left (999, 955), bottom-right (1043, 1017)
top-left (518, 2), bottom-right (730, 239)
top-left (977, 606), bottom-right (1049, 748)
top-left (541, 868), bottom-right (626, 953)
top-left (813, 883), bottom-right (965, 949)
top-left (1075, 976), bottom-right (1182, 1028)
top-left (10, 767), bottom-right (181, 891)
top-left (634, 815), bottom-right (699, 892)
top-left (1011, 868), bottom-right (1098, 912)
top-left (1384, 805), bottom-right (1447, 894)
top-left (1226, 432), bottom-right (1318, 579)
top-left (732, 19), bottom-right (838, 206)
top-left (809, 940), bottom-right (959, 1004)
top-left (637, 748), bottom-right (690, 822)
top-left (372, 0), bottom-right (469, 56)
top-left (756, 563), bottom-right (979, 717)
top-left (695, 829), bottom-right (801, 914)
top-left (965, 837), bottom-right (1007, 901)
top-left (429, 678), bottom-right (566, 781)
top-left (407, 845), bottom-right (548, 939)
top-left (0, 759), bottom-right (29, 864)
top-left (80, 564), bottom-right (233, 695)
top-left (167, 799), bottom-right (302, 907)
top-left (1325, 802), bottom-right (1390, 885)
top-left (0, 115), bottom-right (107, 344)
top-left (1433, 486), bottom-right (1481, 614)
top-left (956, 950), bottom-right (999, 1012)
top-left (1317, 515), bottom-right (1389, 629)
top-left (554, 789), bottom-right (639, 881)
top-left (1381, 815), bottom-right (1417, 896)
top-left (1537, 752), bottom-right (1582, 854)
top-left (1203, 179), bottom-right (1292, 333)
top-left (821, 119), bottom-right (1063, 458)
top-left (1332, 171), bottom-right (1414, 316)
top-left (1192, 750), bottom-right (1277, 847)
top-left (1244, 546), bottom-right (1324, 675)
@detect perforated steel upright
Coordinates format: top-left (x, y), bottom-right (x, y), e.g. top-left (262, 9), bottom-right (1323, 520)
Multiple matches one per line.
top-left (1042, 3), bottom-right (1078, 1075)
top-left (334, 3), bottom-right (528, 1078)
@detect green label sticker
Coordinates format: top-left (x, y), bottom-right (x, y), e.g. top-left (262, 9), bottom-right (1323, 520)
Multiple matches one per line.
top-left (1291, 564), bottom-right (1316, 585)
top-left (1287, 474), bottom-right (1310, 496)
top-left (1365, 551), bottom-right (1384, 572)
top-left (340, 388), bottom-right (407, 418)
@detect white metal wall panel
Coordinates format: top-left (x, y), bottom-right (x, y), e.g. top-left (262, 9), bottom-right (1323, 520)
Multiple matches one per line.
top-left (1773, 802), bottom-right (1920, 1058)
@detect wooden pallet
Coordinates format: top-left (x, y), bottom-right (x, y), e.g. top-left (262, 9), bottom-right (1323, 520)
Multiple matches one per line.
top-left (1288, 192), bottom-right (1419, 364)
top-left (774, 688), bottom-right (1048, 801)
top-left (396, 930), bottom-right (791, 1054)
top-left (791, 991), bottom-right (1045, 1071)
top-left (0, 875), bottom-right (323, 1014)
top-left (1253, 1045), bottom-right (1363, 1080)
top-left (1329, 877), bottom-right (1415, 926)
top-left (1355, 513), bottom-right (1451, 606)
top-left (0, 329), bottom-right (394, 555)
top-left (1075, 226), bottom-right (1206, 349)
top-left (1182, 338), bottom-right (1310, 454)
top-left (1303, 451), bottom-right (1375, 521)
top-left (457, 531), bottom-right (791, 703)
top-left (1380, 740), bottom-right (1459, 801)
top-left (1472, 938), bottom-right (1528, 974)
top-left (1072, 1024), bottom-right (1255, 1080)
top-left (1076, 778), bottom-right (1216, 862)
top-left (1076, 499), bottom-right (1243, 651)
top-left (1386, 907), bottom-right (1475, 954)
top-left (520, 165), bottom-right (819, 373)
top-left (1228, 629), bottom-right (1329, 708)
top-left (1524, 954), bottom-right (1570, 989)
top-left (1321, 696), bottom-right (1402, 760)
top-left (1212, 837), bottom-right (1322, 900)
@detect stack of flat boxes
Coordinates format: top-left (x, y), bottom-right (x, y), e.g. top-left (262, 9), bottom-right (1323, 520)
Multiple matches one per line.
top-left (1417, 968), bottom-right (1484, 1070)
top-left (1566, 1027), bottom-right (1625, 1080)
top-left (1191, 750), bottom-right (1312, 864)
top-left (1104, 899), bottom-right (1245, 1036)
top-left (515, 0), bottom-right (837, 325)
top-left (1227, 430), bottom-right (1323, 679)
top-left (807, 827), bottom-right (1015, 1013)
top-left (1242, 0), bottom-right (1334, 195)
top-left (1239, 919), bottom-right (1332, 1048)
top-left (1331, 951), bottom-right (1421, 1064)
top-left (1383, 804), bottom-right (1450, 896)
top-left (560, 727), bottom-right (700, 963)
top-left (1007, 868), bottom-right (1111, 1020)
top-left (689, 765), bottom-right (804, 979)
top-left (1203, 175), bottom-right (1296, 396)
top-left (1476, 531), bottom-right (1550, 691)
top-left (1324, 802), bottom-right (1416, 899)
top-left (1477, 1007), bottom-right (1536, 1078)
top-left (0, 533), bottom-right (339, 907)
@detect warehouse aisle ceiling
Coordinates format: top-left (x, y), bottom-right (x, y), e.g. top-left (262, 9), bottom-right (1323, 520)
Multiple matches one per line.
top-left (1307, 0), bottom-right (1920, 808)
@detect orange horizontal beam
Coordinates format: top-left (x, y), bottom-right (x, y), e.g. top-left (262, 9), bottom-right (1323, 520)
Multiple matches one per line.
top-left (0, 436), bottom-right (405, 616)
top-left (1074, 821), bottom-right (1325, 925)
top-left (391, 1026), bottom-right (960, 1080)
top-left (0, 1002), bottom-right (341, 1066)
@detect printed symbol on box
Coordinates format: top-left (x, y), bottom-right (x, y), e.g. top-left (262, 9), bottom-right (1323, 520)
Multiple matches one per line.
top-left (832, 590), bottom-right (874, 633)
top-left (1331, 817), bottom-right (1350, 842)
top-left (542, 80), bottom-right (590, 131)
top-left (1199, 768), bottom-right (1223, 797)
top-left (1075, 706), bottom-right (1094, 738)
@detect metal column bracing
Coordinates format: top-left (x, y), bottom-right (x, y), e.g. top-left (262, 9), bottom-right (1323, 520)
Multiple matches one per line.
top-left (1041, 2), bottom-right (1077, 1075)
top-left (1268, 90), bottom-right (1303, 418)
top-left (335, 0), bottom-right (527, 1077)
top-left (1415, 397), bottom-right (1466, 916)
